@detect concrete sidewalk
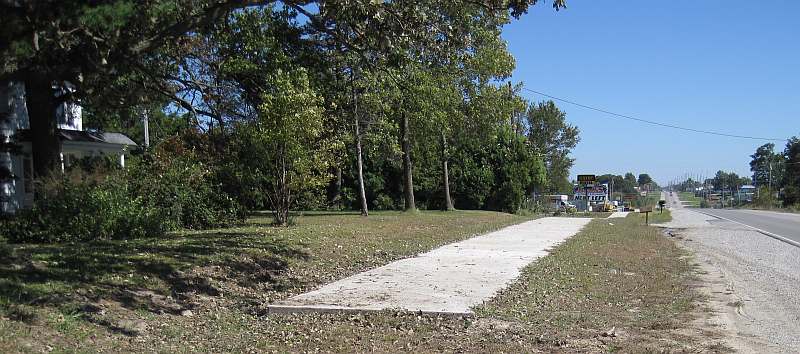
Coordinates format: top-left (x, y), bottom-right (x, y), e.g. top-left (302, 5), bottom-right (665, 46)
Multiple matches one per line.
top-left (268, 217), bottom-right (592, 315)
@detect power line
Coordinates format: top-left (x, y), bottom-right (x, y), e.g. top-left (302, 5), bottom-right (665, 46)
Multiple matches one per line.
top-left (521, 88), bottom-right (791, 142)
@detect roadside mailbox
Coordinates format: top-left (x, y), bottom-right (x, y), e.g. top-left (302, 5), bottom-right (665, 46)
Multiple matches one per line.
top-left (658, 200), bottom-right (666, 213)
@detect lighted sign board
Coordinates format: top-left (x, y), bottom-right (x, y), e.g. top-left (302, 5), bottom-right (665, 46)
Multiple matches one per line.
top-left (577, 174), bottom-right (596, 184)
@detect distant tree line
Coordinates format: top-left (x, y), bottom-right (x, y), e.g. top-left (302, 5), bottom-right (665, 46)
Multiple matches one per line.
top-left (669, 136), bottom-right (800, 209)
top-left (596, 172), bottom-right (657, 196)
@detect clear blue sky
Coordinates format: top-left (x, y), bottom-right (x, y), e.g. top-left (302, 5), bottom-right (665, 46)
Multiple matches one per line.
top-left (503, 1), bottom-right (800, 185)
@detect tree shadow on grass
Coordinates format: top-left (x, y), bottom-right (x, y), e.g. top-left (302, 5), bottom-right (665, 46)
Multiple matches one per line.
top-left (0, 230), bottom-right (310, 333)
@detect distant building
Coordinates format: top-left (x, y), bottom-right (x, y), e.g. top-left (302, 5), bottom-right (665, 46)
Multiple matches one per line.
top-left (1, 81), bottom-right (137, 214)
top-left (739, 185), bottom-right (756, 202)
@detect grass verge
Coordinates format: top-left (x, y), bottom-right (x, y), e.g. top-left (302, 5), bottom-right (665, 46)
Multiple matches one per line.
top-left (0, 210), bottom-right (535, 352)
top-left (679, 192), bottom-right (703, 207)
top-left (1, 209), bottom-right (717, 352)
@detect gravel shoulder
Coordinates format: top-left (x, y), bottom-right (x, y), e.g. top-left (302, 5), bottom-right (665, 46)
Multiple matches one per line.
top-left (658, 205), bottom-right (800, 353)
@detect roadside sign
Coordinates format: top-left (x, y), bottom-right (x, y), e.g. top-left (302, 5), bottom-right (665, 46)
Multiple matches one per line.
top-left (577, 174), bottom-right (596, 184)
top-left (640, 206), bottom-right (653, 224)
top-left (623, 194), bottom-right (637, 201)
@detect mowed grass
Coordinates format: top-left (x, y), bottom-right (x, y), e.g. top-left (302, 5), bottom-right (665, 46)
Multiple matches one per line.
top-left (679, 192), bottom-right (703, 207)
top-left (0, 209), bottom-right (719, 353)
top-left (237, 210), bottom-right (721, 353)
top-left (0, 210), bottom-right (536, 352)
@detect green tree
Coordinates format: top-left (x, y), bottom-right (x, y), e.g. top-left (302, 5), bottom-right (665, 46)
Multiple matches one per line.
top-left (1, 0), bottom-right (563, 178)
top-left (750, 143), bottom-right (785, 193)
top-left (526, 100), bottom-right (579, 194)
top-left (783, 137), bottom-right (800, 206)
top-left (637, 173), bottom-right (653, 186)
top-left (623, 172), bottom-right (637, 193)
top-left (232, 69), bottom-right (333, 225)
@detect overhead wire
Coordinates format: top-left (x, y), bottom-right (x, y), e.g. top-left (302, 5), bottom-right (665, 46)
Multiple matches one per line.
top-left (521, 87), bottom-right (791, 142)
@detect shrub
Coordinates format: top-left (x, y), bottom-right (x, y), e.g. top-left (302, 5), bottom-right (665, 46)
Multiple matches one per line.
top-left (1, 138), bottom-right (246, 243)
top-left (2, 171), bottom-right (165, 243)
top-left (372, 194), bottom-right (397, 210)
top-left (126, 138), bottom-right (246, 230)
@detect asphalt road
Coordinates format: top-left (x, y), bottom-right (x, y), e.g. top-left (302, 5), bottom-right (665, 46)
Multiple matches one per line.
top-left (697, 208), bottom-right (800, 244)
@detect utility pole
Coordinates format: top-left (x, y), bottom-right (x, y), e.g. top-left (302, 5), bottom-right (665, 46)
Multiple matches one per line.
top-left (142, 110), bottom-right (150, 149)
top-left (768, 161), bottom-right (773, 200)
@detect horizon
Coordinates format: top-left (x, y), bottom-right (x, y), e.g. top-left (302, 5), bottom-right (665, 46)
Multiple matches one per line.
top-left (504, 1), bottom-right (799, 185)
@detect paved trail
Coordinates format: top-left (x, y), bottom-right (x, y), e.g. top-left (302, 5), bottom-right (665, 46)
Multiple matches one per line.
top-left (269, 217), bottom-right (591, 315)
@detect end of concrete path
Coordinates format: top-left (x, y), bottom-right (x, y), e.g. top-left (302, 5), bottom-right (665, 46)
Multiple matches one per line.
top-left (267, 304), bottom-right (474, 317)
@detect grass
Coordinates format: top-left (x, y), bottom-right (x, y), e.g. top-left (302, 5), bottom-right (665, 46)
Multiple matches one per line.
top-left (0, 209), bottom-right (719, 352)
top-left (636, 190), bottom-right (664, 209)
top-left (678, 192), bottom-right (703, 207)
top-left (222, 209), bottom-right (713, 353)
top-left (0, 210), bottom-right (536, 352)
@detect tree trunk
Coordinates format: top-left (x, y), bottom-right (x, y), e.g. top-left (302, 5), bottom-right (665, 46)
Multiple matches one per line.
top-left (354, 116), bottom-right (368, 216)
top-left (333, 165), bottom-right (343, 210)
top-left (441, 132), bottom-right (454, 211)
top-left (24, 74), bottom-right (61, 179)
top-left (272, 150), bottom-right (291, 226)
top-left (351, 71), bottom-right (368, 217)
top-left (401, 110), bottom-right (415, 211)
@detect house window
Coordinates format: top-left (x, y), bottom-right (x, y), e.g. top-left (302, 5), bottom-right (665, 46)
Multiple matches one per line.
top-left (23, 157), bottom-right (32, 194)
top-left (0, 84), bottom-right (7, 114)
top-left (64, 154), bottom-right (76, 169)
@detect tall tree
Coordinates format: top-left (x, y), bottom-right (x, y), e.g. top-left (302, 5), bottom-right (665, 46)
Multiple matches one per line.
top-left (526, 100), bottom-right (579, 194)
top-left (750, 143), bottom-right (785, 192)
top-left (1, 0), bottom-right (565, 178)
top-left (0, 1), bottom-right (251, 176)
top-left (637, 173), bottom-right (653, 186)
top-left (783, 137), bottom-right (800, 205)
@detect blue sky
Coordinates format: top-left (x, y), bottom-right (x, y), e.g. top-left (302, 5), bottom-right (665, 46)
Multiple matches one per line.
top-left (503, 1), bottom-right (800, 185)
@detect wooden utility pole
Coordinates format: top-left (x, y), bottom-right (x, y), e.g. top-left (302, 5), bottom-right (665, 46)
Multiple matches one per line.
top-left (143, 110), bottom-right (150, 149)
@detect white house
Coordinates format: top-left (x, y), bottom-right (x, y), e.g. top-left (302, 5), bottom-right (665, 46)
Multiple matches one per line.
top-left (0, 81), bottom-right (137, 214)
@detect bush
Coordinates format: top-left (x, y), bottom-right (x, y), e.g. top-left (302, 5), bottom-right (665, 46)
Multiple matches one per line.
top-left (126, 138), bottom-right (246, 230)
top-left (1, 137), bottom-right (246, 244)
top-left (372, 194), bottom-right (397, 210)
top-left (2, 171), bottom-right (165, 243)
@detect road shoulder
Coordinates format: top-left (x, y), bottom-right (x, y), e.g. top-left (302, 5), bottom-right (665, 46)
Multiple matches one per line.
top-left (659, 208), bottom-right (800, 353)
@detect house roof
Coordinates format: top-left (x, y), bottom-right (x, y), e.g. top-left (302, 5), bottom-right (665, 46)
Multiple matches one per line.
top-left (17, 129), bottom-right (137, 146)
